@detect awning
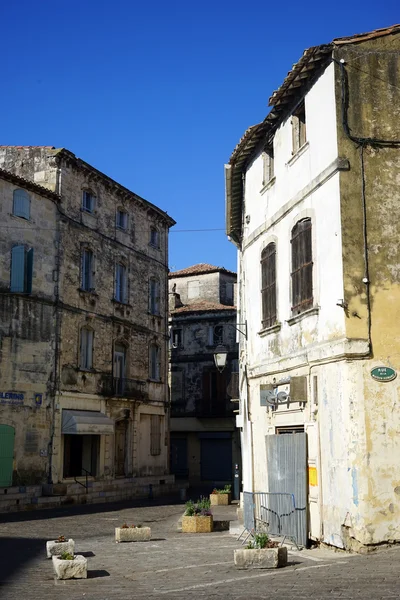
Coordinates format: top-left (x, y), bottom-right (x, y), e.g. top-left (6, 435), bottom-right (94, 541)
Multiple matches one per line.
top-left (61, 410), bottom-right (115, 435)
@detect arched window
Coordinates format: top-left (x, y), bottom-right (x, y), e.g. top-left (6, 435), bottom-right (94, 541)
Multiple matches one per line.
top-left (149, 343), bottom-right (161, 381)
top-left (261, 242), bottom-right (277, 328)
top-left (291, 218), bottom-right (313, 314)
top-left (13, 189), bottom-right (30, 220)
top-left (149, 277), bottom-right (160, 315)
top-left (80, 327), bottom-right (94, 369)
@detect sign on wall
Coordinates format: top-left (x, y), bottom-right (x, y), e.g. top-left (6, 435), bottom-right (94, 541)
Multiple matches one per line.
top-left (371, 366), bottom-right (397, 382)
top-left (0, 392), bottom-right (24, 405)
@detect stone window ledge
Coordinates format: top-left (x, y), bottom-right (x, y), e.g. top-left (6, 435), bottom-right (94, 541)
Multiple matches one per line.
top-left (258, 322), bottom-right (282, 337)
top-left (260, 176), bottom-right (276, 195)
top-left (286, 306), bottom-right (319, 326)
top-left (287, 141), bottom-right (309, 167)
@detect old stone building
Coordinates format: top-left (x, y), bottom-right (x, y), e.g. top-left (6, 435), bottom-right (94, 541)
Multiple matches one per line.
top-left (168, 264), bottom-right (240, 489)
top-left (225, 24), bottom-right (400, 548)
top-left (0, 146), bottom-right (176, 509)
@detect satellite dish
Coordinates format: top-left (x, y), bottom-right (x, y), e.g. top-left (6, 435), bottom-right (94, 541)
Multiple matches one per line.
top-left (265, 390), bottom-right (276, 405)
top-left (276, 391), bottom-right (288, 403)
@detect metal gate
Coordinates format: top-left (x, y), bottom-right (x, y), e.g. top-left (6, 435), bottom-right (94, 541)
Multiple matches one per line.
top-left (0, 425), bottom-right (15, 487)
top-left (266, 433), bottom-right (307, 547)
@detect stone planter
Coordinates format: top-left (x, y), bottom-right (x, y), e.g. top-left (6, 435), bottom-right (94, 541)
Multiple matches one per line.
top-left (115, 526), bottom-right (151, 542)
top-left (210, 493), bottom-right (231, 506)
top-left (182, 515), bottom-right (213, 533)
top-left (46, 538), bottom-right (75, 558)
top-left (234, 546), bottom-right (287, 569)
top-left (52, 555), bottom-right (87, 579)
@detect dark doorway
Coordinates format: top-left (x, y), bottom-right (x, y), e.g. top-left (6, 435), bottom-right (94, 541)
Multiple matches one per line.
top-left (63, 435), bottom-right (99, 478)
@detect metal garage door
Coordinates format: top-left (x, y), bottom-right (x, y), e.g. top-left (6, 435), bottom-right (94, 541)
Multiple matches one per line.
top-left (0, 425), bottom-right (15, 487)
top-left (170, 437), bottom-right (188, 479)
top-left (200, 433), bottom-right (232, 482)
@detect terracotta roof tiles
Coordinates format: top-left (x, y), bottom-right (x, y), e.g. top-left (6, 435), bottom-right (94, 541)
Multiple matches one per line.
top-left (169, 263), bottom-right (236, 278)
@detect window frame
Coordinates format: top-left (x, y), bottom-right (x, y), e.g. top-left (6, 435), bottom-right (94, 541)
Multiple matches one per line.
top-left (290, 218), bottom-right (313, 314)
top-left (149, 226), bottom-right (160, 248)
top-left (262, 143), bottom-right (274, 185)
top-left (79, 327), bottom-right (94, 370)
top-left (209, 325), bottom-right (223, 346)
top-left (82, 190), bottom-right (96, 214)
top-left (10, 244), bottom-right (34, 294)
top-left (149, 343), bottom-right (161, 381)
top-left (149, 277), bottom-right (161, 315)
top-left (81, 248), bottom-right (94, 292)
top-left (292, 102), bottom-right (307, 155)
top-left (116, 209), bottom-right (128, 231)
top-left (13, 189), bottom-right (31, 220)
top-left (115, 262), bottom-right (128, 304)
top-left (171, 328), bottom-right (183, 349)
top-left (261, 242), bottom-right (277, 329)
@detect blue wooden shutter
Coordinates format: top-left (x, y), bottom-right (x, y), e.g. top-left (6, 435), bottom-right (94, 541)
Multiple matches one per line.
top-left (26, 248), bottom-right (34, 293)
top-left (13, 189), bottom-right (30, 220)
top-left (11, 245), bottom-right (25, 292)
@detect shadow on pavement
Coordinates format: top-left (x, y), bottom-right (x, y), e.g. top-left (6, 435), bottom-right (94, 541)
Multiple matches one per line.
top-left (88, 569), bottom-right (111, 578)
top-left (0, 494), bottom-right (184, 525)
top-left (0, 536), bottom-right (46, 585)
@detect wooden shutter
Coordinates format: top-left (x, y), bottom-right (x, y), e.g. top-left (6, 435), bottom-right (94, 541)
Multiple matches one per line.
top-left (150, 415), bottom-right (161, 455)
top-left (11, 245), bottom-right (25, 292)
top-left (261, 243), bottom-right (277, 328)
top-left (291, 219), bottom-right (312, 313)
top-left (13, 189), bottom-right (30, 220)
top-left (80, 329), bottom-right (87, 369)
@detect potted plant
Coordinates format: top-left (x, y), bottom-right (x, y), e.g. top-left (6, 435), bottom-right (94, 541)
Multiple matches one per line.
top-left (210, 484), bottom-right (232, 506)
top-left (46, 535), bottom-right (75, 559)
top-left (182, 497), bottom-right (213, 533)
top-left (115, 523), bottom-right (152, 542)
top-left (234, 533), bottom-right (287, 569)
top-left (52, 551), bottom-right (87, 579)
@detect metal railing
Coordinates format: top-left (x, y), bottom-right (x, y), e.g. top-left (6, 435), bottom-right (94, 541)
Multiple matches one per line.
top-left (74, 467), bottom-right (92, 492)
top-left (101, 376), bottom-right (148, 400)
top-left (239, 491), bottom-right (305, 549)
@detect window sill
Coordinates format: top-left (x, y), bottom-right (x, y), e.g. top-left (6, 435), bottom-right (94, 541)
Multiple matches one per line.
top-left (258, 322), bottom-right (282, 337)
top-left (260, 176), bottom-right (276, 195)
top-left (116, 226), bottom-right (128, 233)
top-left (78, 288), bottom-right (98, 296)
top-left (148, 243), bottom-right (160, 250)
top-left (286, 306), bottom-right (319, 326)
top-left (112, 298), bottom-right (131, 307)
top-left (148, 311), bottom-right (163, 318)
top-left (287, 141), bottom-right (309, 167)
top-left (148, 378), bottom-right (163, 384)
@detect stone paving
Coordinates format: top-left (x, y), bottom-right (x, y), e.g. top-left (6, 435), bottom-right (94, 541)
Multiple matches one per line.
top-left (0, 497), bottom-right (400, 599)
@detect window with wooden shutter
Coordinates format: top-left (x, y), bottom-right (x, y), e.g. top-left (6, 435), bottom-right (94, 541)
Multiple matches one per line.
top-left (13, 189), bottom-right (30, 220)
top-left (291, 218), bottom-right (313, 313)
top-left (149, 278), bottom-right (160, 315)
top-left (10, 245), bottom-right (33, 293)
top-left (80, 328), bottom-right (94, 370)
top-left (149, 344), bottom-right (161, 381)
top-left (81, 249), bottom-right (94, 291)
top-left (292, 102), bottom-right (307, 154)
top-left (261, 243), bottom-right (277, 328)
top-left (115, 263), bottom-right (127, 303)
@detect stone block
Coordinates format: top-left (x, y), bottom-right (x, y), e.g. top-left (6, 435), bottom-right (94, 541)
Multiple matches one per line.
top-left (182, 516), bottom-right (213, 533)
top-left (46, 538), bottom-right (75, 558)
top-left (52, 554), bottom-right (87, 579)
top-left (115, 526), bottom-right (151, 542)
top-left (210, 493), bottom-right (231, 506)
top-left (234, 547), bottom-right (287, 569)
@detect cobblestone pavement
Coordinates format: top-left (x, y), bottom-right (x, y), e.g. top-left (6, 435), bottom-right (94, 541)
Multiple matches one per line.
top-left (1, 498), bottom-right (400, 599)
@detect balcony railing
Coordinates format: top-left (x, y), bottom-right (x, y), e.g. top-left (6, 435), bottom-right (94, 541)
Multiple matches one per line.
top-left (101, 376), bottom-right (148, 401)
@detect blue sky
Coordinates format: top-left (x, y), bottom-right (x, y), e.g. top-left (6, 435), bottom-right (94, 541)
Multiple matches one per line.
top-left (2, 1), bottom-right (398, 272)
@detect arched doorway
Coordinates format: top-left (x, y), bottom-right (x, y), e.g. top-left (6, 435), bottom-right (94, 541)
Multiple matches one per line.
top-left (0, 425), bottom-right (15, 487)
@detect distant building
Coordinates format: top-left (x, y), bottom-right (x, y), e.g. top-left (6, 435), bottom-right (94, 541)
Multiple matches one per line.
top-left (168, 264), bottom-right (240, 489)
top-left (226, 24), bottom-right (400, 549)
top-left (0, 146), bottom-right (176, 507)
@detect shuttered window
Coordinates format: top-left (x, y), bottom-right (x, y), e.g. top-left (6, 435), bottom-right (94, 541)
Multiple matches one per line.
top-left (81, 249), bottom-right (94, 291)
top-left (291, 218), bottom-right (313, 313)
top-left (13, 189), bottom-right (30, 220)
top-left (10, 245), bottom-right (33, 293)
top-left (261, 243), bottom-right (277, 328)
top-left (150, 415), bottom-right (161, 456)
top-left (149, 278), bottom-right (160, 315)
top-left (80, 328), bottom-right (94, 370)
top-left (115, 263), bottom-right (127, 303)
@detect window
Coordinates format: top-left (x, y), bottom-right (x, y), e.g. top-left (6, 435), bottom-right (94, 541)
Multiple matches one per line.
top-left (82, 190), bottom-right (95, 213)
top-left (10, 245), bottom-right (34, 293)
top-left (291, 218), bottom-right (313, 314)
top-left (149, 278), bottom-right (160, 315)
top-left (13, 189), bottom-right (30, 220)
top-left (114, 343), bottom-right (126, 395)
top-left (115, 263), bottom-right (127, 303)
top-left (262, 144), bottom-right (274, 184)
top-left (261, 243), bottom-right (277, 328)
top-left (149, 344), bottom-right (161, 381)
top-left (201, 369), bottom-right (228, 416)
top-left (80, 328), bottom-right (94, 370)
top-left (225, 282), bottom-right (234, 304)
top-left (150, 415), bottom-right (161, 456)
top-left (171, 328), bottom-right (183, 348)
top-left (116, 209), bottom-right (128, 230)
top-left (292, 102), bottom-right (307, 154)
top-left (149, 226), bottom-right (159, 248)
top-left (209, 325), bottom-right (223, 346)
top-left (81, 249), bottom-right (94, 291)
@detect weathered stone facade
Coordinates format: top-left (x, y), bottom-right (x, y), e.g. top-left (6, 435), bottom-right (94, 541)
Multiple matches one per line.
top-left (0, 146), bottom-right (175, 497)
top-left (168, 264), bottom-right (240, 487)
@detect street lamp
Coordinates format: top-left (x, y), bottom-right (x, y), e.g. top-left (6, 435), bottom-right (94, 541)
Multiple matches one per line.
top-left (214, 345), bottom-right (228, 373)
